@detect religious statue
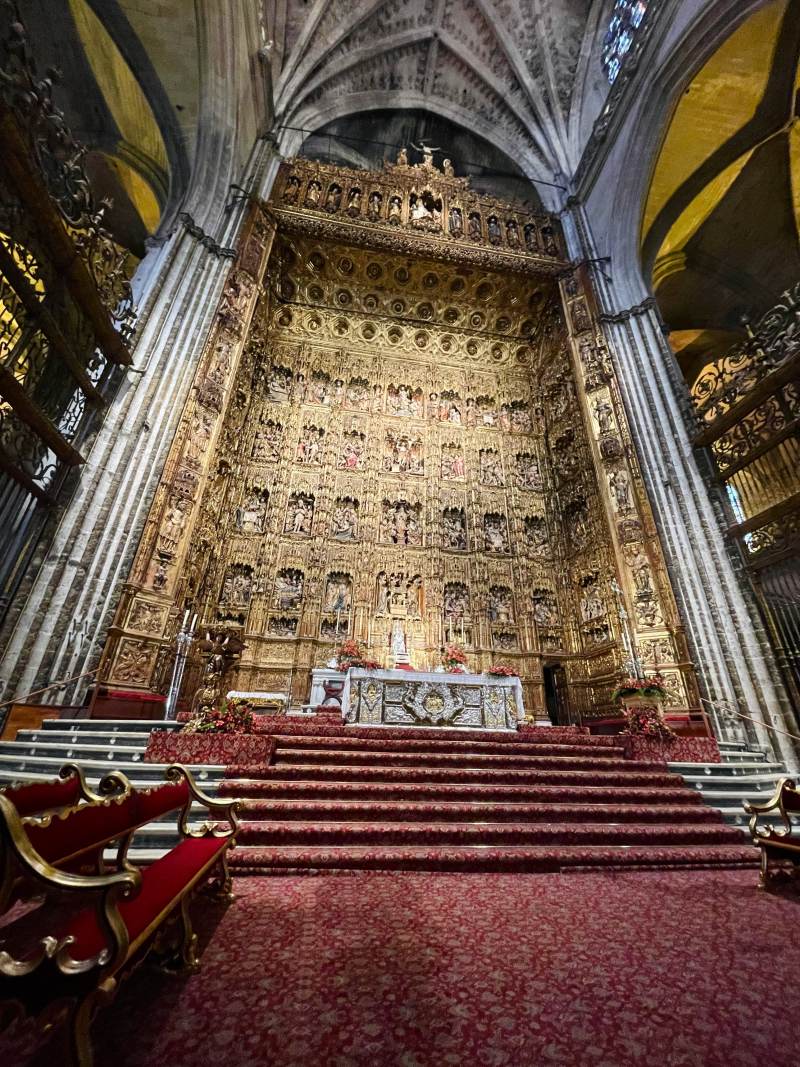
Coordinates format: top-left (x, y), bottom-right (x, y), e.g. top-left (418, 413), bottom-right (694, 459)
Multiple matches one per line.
top-left (580, 578), bottom-right (605, 621)
top-left (305, 180), bottom-right (321, 207)
top-left (524, 224), bottom-right (539, 252)
top-left (411, 195), bottom-right (432, 224)
top-left (367, 191), bottom-right (382, 219)
top-left (385, 432), bottom-right (423, 475)
top-left (236, 489), bottom-right (267, 534)
top-left (339, 432), bottom-right (365, 470)
top-left (396, 146), bottom-right (408, 165)
top-left (160, 498), bottom-right (188, 554)
top-left (267, 366), bottom-right (292, 402)
top-left (324, 183), bottom-right (342, 212)
top-left (391, 618), bottom-right (408, 665)
top-left (346, 377), bottom-right (370, 409)
top-left (346, 187), bottom-right (361, 215)
top-left (283, 176), bottom-right (300, 204)
top-left (533, 598), bottom-right (557, 626)
top-left (252, 420), bottom-right (281, 462)
top-left (468, 212), bottom-right (482, 240)
top-left (511, 403), bottom-right (532, 433)
top-left (609, 469), bottom-right (631, 510)
top-left (627, 543), bottom-right (653, 596)
top-left (331, 499), bottom-right (358, 540)
top-left (388, 383), bottom-right (423, 418)
top-left (443, 509), bottom-right (467, 550)
top-left (441, 444), bottom-right (465, 480)
top-left (275, 569), bottom-right (303, 610)
top-left (388, 196), bottom-right (402, 224)
top-left (285, 495), bottom-right (313, 535)
top-left (480, 449), bottom-right (503, 486)
top-left (489, 587), bottom-right (513, 623)
top-left (325, 576), bottom-right (351, 613)
top-left (487, 216), bottom-right (501, 244)
top-left (506, 219), bottom-right (520, 246)
top-left (297, 426), bottom-right (323, 464)
top-left (524, 515), bottom-right (549, 555)
top-left (484, 514), bottom-right (509, 553)
top-left (592, 397), bottom-right (614, 435)
top-left (448, 207), bottom-right (463, 237)
top-left (376, 573), bottom-right (390, 614)
top-left (443, 158), bottom-right (455, 177)
top-left (478, 396), bottom-right (497, 425)
top-left (221, 566), bottom-right (252, 606)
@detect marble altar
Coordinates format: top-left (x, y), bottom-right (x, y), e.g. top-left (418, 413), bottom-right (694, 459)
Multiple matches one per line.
top-left (342, 668), bottom-right (529, 731)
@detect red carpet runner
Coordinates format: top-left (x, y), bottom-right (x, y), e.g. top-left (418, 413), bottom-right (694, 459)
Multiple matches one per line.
top-left (218, 723), bottom-right (756, 873)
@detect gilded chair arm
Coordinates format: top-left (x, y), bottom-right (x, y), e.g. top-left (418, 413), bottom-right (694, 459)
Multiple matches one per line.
top-left (59, 763), bottom-right (132, 804)
top-left (165, 764), bottom-right (241, 838)
top-left (744, 777), bottom-right (796, 839)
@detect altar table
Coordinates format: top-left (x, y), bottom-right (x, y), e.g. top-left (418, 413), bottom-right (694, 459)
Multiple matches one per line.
top-left (341, 668), bottom-right (528, 731)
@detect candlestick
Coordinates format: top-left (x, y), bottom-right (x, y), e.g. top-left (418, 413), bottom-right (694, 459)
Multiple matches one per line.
top-left (190, 613), bottom-right (198, 633)
top-left (181, 608), bottom-right (189, 631)
top-left (460, 617), bottom-right (465, 643)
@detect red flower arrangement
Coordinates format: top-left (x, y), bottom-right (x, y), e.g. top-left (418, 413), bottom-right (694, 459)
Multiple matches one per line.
top-left (443, 643), bottom-right (468, 672)
top-left (486, 664), bottom-right (519, 678)
top-left (183, 697), bottom-right (255, 735)
top-left (622, 705), bottom-right (675, 742)
top-left (611, 674), bottom-right (668, 702)
top-left (336, 639), bottom-right (380, 672)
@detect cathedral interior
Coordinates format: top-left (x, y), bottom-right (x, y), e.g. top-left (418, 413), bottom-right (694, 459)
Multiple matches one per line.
top-left (1, 2), bottom-right (800, 1065)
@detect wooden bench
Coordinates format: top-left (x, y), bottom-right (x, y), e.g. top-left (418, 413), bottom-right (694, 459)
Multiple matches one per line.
top-left (0, 763), bottom-right (241, 1065)
top-left (0, 763), bottom-right (115, 817)
top-left (744, 776), bottom-right (800, 888)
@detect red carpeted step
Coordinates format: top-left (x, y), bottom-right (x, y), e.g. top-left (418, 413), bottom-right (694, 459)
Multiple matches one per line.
top-left (219, 779), bottom-right (704, 805)
top-left (273, 747), bottom-right (643, 771)
top-left (236, 820), bottom-right (743, 847)
top-left (238, 798), bottom-right (722, 823)
top-left (253, 721), bottom-right (603, 745)
top-left (273, 734), bottom-right (627, 759)
top-left (242, 763), bottom-right (681, 787)
top-left (227, 842), bottom-right (757, 873)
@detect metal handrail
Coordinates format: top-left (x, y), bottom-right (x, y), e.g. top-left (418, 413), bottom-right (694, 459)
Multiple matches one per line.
top-left (0, 667), bottom-right (98, 712)
top-left (700, 696), bottom-right (800, 746)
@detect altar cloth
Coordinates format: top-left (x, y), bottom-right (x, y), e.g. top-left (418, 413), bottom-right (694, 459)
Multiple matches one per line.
top-left (341, 668), bottom-right (528, 731)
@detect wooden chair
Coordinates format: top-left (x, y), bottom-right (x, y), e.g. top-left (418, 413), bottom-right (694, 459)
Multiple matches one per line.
top-left (744, 776), bottom-right (800, 888)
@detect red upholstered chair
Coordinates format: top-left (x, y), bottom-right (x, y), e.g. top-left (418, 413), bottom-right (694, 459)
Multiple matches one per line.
top-left (0, 764), bottom-right (93, 817)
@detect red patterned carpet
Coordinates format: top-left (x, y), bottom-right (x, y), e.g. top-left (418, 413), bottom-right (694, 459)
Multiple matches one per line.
top-left (5, 869), bottom-right (799, 1067)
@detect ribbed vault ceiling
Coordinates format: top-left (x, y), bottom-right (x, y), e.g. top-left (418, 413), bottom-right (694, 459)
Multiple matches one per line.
top-left (268, 0), bottom-right (606, 185)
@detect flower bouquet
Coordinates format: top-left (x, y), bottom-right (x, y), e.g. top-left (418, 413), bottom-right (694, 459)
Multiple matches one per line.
top-left (443, 643), bottom-right (468, 673)
top-left (611, 674), bottom-right (668, 702)
top-left (622, 704), bottom-right (675, 742)
top-left (183, 697), bottom-right (255, 734)
top-left (336, 638), bottom-right (380, 672)
top-left (486, 664), bottom-right (519, 678)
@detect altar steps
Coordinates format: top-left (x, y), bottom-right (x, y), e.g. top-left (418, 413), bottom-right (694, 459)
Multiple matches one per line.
top-left (240, 761), bottom-right (681, 788)
top-left (228, 843), bottom-right (756, 874)
top-left (267, 734), bottom-right (626, 759)
top-left (219, 778), bottom-right (704, 805)
top-left (236, 799), bottom-right (723, 824)
top-left (272, 746), bottom-right (643, 771)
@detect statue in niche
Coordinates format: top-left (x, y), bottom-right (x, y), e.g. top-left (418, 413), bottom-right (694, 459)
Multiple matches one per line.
top-left (441, 444), bottom-right (465, 480)
top-left (346, 187), bottom-right (361, 215)
top-left (381, 501), bottom-right (421, 546)
top-left (437, 391), bottom-right (462, 424)
top-left (236, 489), bottom-right (268, 534)
top-left (283, 176), bottom-right (300, 204)
top-left (499, 404), bottom-right (512, 432)
top-left (516, 453), bottom-right (542, 491)
top-left (220, 565), bottom-right (252, 606)
top-left (484, 514), bottom-right (510, 554)
top-left (388, 196), bottom-right (402, 224)
top-left (385, 431), bottom-right (423, 475)
top-left (410, 191), bottom-right (442, 228)
top-left (480, 450), bottom-right (503, 487)
top-left (160, 497), bottom-right (188, 554)
top-left (274, 569), bottom-right (303, 611)
top-left (304, 180), bottom-right (321, 207)
top-left (443, 508), bottom-right (467, 551)
top-left (533, 595), bottom-right (557, 626)
top-left (448, 207), bottom-right (463, 237)
top-left (296, 426), bottom-right (324, 464)
top-left (396, 147), bottom-right (409, 166)
top-left (251, 420), bottom-right (281, 462)
top-left (489, 587), bottom-right (514, 623)
top-left (346, 377), bottom-right (370, 410)
top-left (443, 583), bottom-right (468, 621)
top-left (468, 212), bottom-right (482, 240)
top-left (487, 216), bottom-right (501, 244)
top-left (443, 158), bottom-right (455, 177)
top-left (376, 574), bottom-right (390, 615)
top-left (387, 383), bottom-right (423, 418)
top-left (331, 498), bottom-right (358, 540)
top-left (285, 494), bottom-right (313, 536)
top-left (627, 543), bottom-right (654, 597)
top-left (339, 431), bottom-right (366, 470)
top-left (367, 191), bottom-right (382, 219)
top-left (542, 225), bottom-right (559, 257)
top-left (592, 397), bottom-right (614, 435)
top-left (325, 575), bottom-right (352, 613)
top-left (152, 560), bottom-right (168, 591)
top-left (580, 577), bottom-right (605, 622)
top-left (609, 469), bottom-right (632, 511)
top-left (464, 398), bottom-right (476, 427)
top-left (494, 632), bottom-right (518, 651)
top-left (324, 183), bottom-right (341, 212)
top-left (307, 372), bottom-right (332, 405)
top-left (506, 219), bottom-right (520, 247)
top-left (269, 617), bottom-right (297, 637)
top-left (477, 395), bottom-right (497, 426)
top-left (523, 515), bottom-right (549, 555)
top-left (524, 223), bottom-right (539, 252)
top-left (186, 409), bottom-right (214, 465)
top-left (267, 366), bottom-right (292, 403)
top-left (511, 402), bottom-right (532, 433)
top-left (637, 599), bottom-right (662, 627)
top-left (405, 575), bottom-right (424, 618)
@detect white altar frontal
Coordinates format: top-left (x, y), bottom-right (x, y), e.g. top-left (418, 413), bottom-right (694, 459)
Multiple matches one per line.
top-left (342, 668), bottom-right (528, 732)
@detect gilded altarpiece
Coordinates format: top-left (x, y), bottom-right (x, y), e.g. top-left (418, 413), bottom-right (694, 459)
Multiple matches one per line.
top-left (102, 158), bottom-right (698, 720)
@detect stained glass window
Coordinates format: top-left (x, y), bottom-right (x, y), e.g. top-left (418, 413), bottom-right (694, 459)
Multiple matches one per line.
top-left (602, 1), bottom-right (648, 83)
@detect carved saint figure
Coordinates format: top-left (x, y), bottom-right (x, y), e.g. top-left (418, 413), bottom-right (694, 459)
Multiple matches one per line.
top-left (396, 147), bottom-right (409, 165)
top-left (487, 216), bottom-right (501, 244)
top-left (441, 444), bottom-right (465, 480)
top-left (297, 426), bottom-right (323, 464)
top-left (484, 514), bottom-right (509, 553)
top-left (592, 397), bottom-right (614, 435)
top-left (275, 569), bottom-right (303, 610)
top-left (580, 579), bottom-right (605, 621)
top-left (627, 543), bottom-right (653, 596)
top-left (324, 183), bottom-right (342, 212)
top-left (285, 495), bottom-right (313, 535)
top-left (331, 499), bottom-right (358, 540)
top-left (524, 515), bottom-right (549, 555)
top-left (533, 597), bottom-right (557, 626)
top-left (283, 176), bottom-right (300, 204)
top-left (326, 577), bottom-right (351, 613)
top-left (443, 158), bottom-right (454, 176)
top-left (267, 366), bottom-right (292, 402)
top-left (480, 449), bottom-right (503, 486)
top-left (443, 583), bottom-right (468, 621)
top-left (506, 219), bottom-right (520, 246)
top-left (443, 509), bottom-right (467, 551)
top-left (339, 432), bottom-right (365, 470)
top-left (511, 403), bottom-right (532, 433)
top-left (388, 196), bottom-right (402, 224)
top-left (468, 212), bottom-right (482, 240)
top-left (609, 469), bottom-right (631, 510)
top-left (237, 489), bottom-right (267, 534)
top-left (448, 207), bottom-right (463, 237)
top-left (346, 187), bottom-right (361, 214)
top-left (305, 180), bottom-right (321, 207)
top-left (517, 453), bottom-right (542, 490)
top-left (367, 191), bottom-right (382, 219)
top-left (346, 377), bottom-right (370, 409)
top-left (411, 195), bottom-right (432, 224)
top-left (161, 498), bottom-right (187, 553)
top-left (489, 587), bottom-right (513, 624)
top-left (385, 432), bottom-right (423, 475)
top-left (524, 224), bottom-right (539, 252)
